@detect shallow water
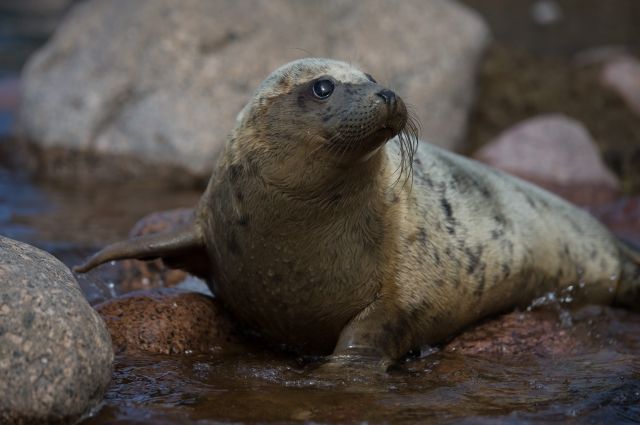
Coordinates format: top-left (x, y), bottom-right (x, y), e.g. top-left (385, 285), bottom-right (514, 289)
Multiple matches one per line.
top-left (81, 306), bottom-right (640, 425)
top-left (3, 160), bottom-right (640, 424)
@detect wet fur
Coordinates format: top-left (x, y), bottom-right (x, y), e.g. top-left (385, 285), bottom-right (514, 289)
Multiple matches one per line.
top-left (76, 58), bottom-right (640, 364)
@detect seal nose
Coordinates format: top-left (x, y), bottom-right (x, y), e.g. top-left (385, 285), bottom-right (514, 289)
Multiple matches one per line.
top-left (376, 89), bottom-right (396, 106)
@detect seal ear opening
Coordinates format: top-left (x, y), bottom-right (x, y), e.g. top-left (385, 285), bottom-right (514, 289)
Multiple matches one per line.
top-left (73, 224), bottom-right (209, 279)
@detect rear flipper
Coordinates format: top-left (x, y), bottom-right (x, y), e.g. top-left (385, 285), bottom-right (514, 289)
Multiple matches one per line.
top-left (614, 240), bottom-right (640, 311)
top-left (73, 223), bottom-right (210, 279)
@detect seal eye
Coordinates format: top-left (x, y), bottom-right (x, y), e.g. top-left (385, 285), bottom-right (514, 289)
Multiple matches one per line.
top-left (312, 79), bottom-right (334, 99)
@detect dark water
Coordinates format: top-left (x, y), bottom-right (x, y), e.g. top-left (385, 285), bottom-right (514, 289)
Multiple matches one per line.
top-left (83, 308), bottom-right (640, 425)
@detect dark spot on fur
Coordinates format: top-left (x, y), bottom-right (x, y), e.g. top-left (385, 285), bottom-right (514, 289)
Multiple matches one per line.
top-left (501, 263), bottom-right (511, 277)
top-left (474, 273), bottom-right (486, 297)
top-left (322, 113), bottom-right (333, 122)
top-left (571, 220), bottom-right (582, 233)
top-left (237, 215), bottom-right (250, 226)
top-left (465, 246), bottom-right (484, 274)
top-left (235, 190), bottom-right (244, 201)
top-left (229, 164), bottom-right (242, 183)
top-left (226, 232), bottom-right (241, 255)
top-left (600, 258), bottom-right (609, 270)
top-left (416, 227), bottom-right (427, 245)
top-left (297, 95), bottom-right (306, 108)
top-left (328, 192), bottom-right (342, 203)
top-left (278, 74), bottom-right (290, 87)
top-left (525, 195), bottom-right (537, 209)
top-left (440, 197), bottom-right (455, 235)
top-left (433, 250), bottom-right (441, 265)
top-left (344, 83), bottom-right (356, 95)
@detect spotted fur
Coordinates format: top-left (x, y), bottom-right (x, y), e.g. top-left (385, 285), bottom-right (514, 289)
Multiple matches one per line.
top-left (76, 58), bottom-right (640, 365)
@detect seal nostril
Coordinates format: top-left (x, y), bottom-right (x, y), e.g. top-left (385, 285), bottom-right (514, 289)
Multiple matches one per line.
top-left (376, 89), bottom-right (396, 105)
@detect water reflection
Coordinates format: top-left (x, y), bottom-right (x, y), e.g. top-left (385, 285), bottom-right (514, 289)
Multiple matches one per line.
top-left (77, 306), bottom-right (640, 424)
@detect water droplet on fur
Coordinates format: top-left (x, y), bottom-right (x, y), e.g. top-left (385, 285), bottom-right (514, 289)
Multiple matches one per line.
top-left (107, 281), bottom-right (117, 298)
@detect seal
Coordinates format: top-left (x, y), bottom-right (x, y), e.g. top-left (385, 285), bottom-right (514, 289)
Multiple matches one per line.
top-left (75, 58), bottom-right (640, 364)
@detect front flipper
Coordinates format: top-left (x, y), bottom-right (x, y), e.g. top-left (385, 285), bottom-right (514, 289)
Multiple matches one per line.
top-left (328, 300), bottom-right (415, 371)
top-left (73, 223), bottom-right (209, 279)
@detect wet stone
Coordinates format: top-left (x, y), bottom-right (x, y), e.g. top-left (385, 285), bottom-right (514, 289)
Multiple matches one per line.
top-left (0, 236), bottom-right (113, 425)
top-left (444, 310), bottom-right (579, 357)
top-left (117, 208), bottom-right (194, 293)
top-left (94, 288), bottom-right (245, 355)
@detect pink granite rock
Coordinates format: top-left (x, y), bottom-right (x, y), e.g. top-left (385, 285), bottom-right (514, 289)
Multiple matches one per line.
top-left (95, 288), bottom-right (244, 355)
top-left (474, 114), bottom-right (620, 206)
top-left (601, 55), bottom-right (640, 117)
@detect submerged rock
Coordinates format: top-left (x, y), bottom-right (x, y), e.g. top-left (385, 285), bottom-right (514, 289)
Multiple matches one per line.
top-left (474, 114), bottom-right (620, 206)
top-left (95, 288), bottom-right (244, 355)
top-left (19, 0), bottom-right (489, 182)
top-left (0, 236), bottom-right (112, 425)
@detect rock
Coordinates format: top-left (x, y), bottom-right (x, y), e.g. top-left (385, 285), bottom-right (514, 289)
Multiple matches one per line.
top-left (95, 288), bottom-right (244, 355)
top-left (589, 196), bottom-right (640, 245)
top-left (601, 55), bottom-right (640, 117)
top-left (444, 310), bottom-right (578, 357)
top-left (573, 45), bottom-right (630, 66)
top-left (118, 208), bottom-right (194, 293)
top-left (19, 0), bottom-right (489, 182)
top-left (474, 114), bottom-right (620, 207)
top-left (0, 236), bottom-right (112, 425)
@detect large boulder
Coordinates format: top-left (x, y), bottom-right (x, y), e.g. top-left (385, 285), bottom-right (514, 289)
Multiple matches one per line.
top-left (19, 0), bottom-right (489, 182)
top-left (0, 236), bottom-right (112, 425)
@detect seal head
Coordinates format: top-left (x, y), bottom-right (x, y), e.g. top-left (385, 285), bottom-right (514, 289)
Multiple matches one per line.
top-left (231, 59), bottom-right (417, 192)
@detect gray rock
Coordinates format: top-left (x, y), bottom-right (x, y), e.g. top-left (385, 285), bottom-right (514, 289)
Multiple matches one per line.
top-left (0, 236), bottom-right (113, 424)
top-left (19, 0), bottom-right (489, 180)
